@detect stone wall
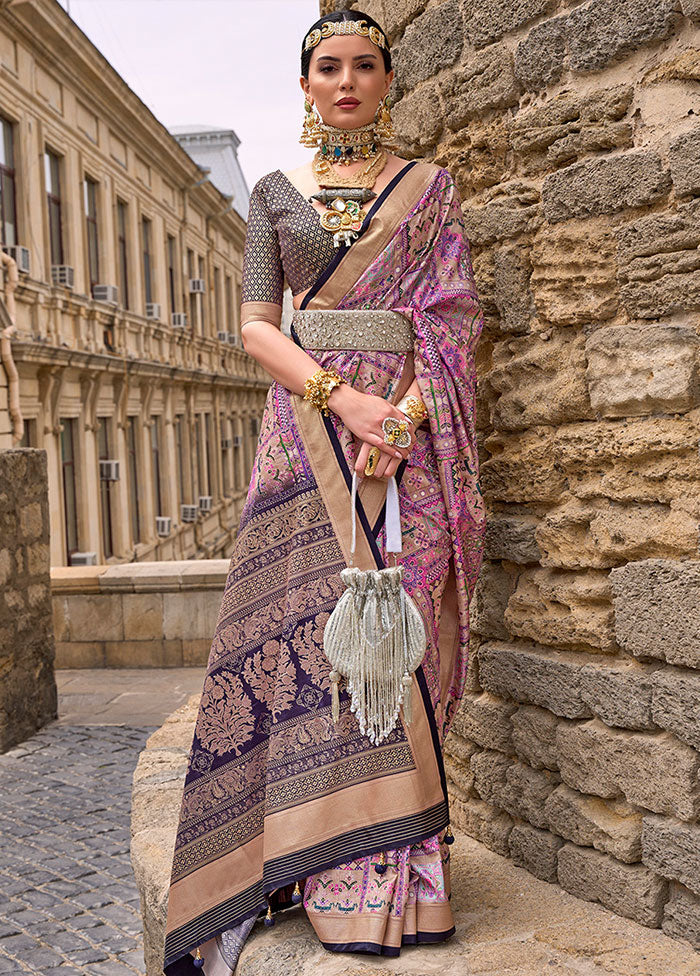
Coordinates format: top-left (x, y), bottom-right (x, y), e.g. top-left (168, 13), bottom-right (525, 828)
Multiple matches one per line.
top-left (0, 449), bottom-right (57, 751)
top-left (51, 561), bottom-right (229, 668)
top-left (325, 0), bottom-right (700, 949)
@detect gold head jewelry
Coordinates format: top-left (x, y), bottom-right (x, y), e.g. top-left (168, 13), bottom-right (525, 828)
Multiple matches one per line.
top-left (304, 19), bottom-right (388, 53)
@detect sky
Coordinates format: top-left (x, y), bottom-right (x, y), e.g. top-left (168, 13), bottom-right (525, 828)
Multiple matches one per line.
top-left (56, 0), bottom-right (320, 190)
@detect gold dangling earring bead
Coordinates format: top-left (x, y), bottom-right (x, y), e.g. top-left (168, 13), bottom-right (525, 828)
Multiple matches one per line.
top-left (299, 98), bottom-right (325, 148)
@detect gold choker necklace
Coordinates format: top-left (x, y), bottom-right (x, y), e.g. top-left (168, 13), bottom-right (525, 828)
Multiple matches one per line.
top-left (316, 122), bottom-right (379, 166)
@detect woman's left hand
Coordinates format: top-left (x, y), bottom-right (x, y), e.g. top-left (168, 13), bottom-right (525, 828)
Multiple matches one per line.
top-left (354, 422), bottom-right (417, 479)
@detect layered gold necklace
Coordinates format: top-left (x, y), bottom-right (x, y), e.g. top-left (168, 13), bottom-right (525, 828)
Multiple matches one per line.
top-left (311, 145), bottom-right (388, 248)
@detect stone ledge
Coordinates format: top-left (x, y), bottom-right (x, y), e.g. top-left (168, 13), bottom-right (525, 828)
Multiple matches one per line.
top-left (130, 696), bottom-right (700, 973)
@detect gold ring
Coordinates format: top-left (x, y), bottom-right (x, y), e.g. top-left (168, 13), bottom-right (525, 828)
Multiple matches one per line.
top-left (364, 446), bottom-right (380, 476)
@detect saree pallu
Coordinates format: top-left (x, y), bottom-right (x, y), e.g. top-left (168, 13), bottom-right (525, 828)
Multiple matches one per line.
top-left (163, 161), bottom-right (486, 974)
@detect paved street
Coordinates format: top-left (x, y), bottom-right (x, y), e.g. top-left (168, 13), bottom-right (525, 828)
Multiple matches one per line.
top-left (0, 669), bottom-right (205, 976)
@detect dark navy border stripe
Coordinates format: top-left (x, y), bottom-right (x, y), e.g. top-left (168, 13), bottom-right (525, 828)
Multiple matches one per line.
top-left (321, 926), bottom-right (456, 955)
top-left (300, 160), bottom-right (418, 310)
top-left (319, 409), bottom-right (450, 810)
top-left (164, 799), bottom-right (448, 968)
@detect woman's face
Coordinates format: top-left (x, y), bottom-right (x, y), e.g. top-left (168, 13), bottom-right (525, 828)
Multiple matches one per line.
top-left (300, 34), bottom-right (393, 130)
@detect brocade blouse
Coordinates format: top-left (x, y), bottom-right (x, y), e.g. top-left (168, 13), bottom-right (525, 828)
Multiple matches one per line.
top-left (240, 170), bottom-right (336, 326)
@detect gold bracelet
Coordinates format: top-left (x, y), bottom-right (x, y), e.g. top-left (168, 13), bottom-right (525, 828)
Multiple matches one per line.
top-left (303, 366), bottom-right (345, 416)
top-left (396, 394), bottom-right (428, 426)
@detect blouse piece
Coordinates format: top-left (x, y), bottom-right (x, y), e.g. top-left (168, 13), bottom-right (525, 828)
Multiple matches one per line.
top-left (240, 170), bottom-right (336, 326)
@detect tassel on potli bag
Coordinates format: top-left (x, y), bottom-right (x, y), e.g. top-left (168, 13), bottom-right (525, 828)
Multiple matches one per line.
top-left (323, 470), bottom-right (427, 745)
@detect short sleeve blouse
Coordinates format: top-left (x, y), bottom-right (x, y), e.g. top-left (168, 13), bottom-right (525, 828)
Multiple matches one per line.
top-left (240, 171), bottom-right (336, 328)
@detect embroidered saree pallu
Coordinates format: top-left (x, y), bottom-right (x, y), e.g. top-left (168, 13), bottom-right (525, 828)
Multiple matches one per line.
top-left (163, 161), bottom-right (486, 974)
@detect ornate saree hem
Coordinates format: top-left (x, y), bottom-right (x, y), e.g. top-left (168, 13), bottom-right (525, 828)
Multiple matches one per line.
top-left (321, 927), bottom-right (457, 956)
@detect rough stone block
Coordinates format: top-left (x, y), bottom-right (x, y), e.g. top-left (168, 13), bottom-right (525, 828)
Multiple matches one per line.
top-left (441, 44), bottom-right (520, 131)
top-left (616, 198), bottom-right (700, 318)
top-left (542, 151), bottom-right (671, 223)
top-left (579, 658), bottom-right (661, 731)
top-left (529, 219), bottom-right (619, 326)
top-left (183, 638), bottom-right (212, 667)
top-left (544, 782), bottom-right (643, 863)
top-left (499, 760), bottom-right (560, 829)
top-left (511, 704), bottom-right (560, 771)
top-left (461, 0), bottom-right (556, 49)
top-left (492, 244), bottom-right (537, 335)
top-left (470, 746), bottom-right (512, 805)
top-left (450, 690), bottom-right (516, 753)
top-left (488, 328), bottom-right (593, 431)
top-left (450, 794), bottom-right (513, 855)
top-left (566, 0), bottom-right (684, 73)
top-left (470, 561), bottom-right (513, 639)
top-left (642, 814), bottom-right (700, 897)
top-left (557, 842), bottom-right (668, 926)
top-left (681, 0), bottom-right (700, 23)
top-left (669, 128), bottom-right (700, 197)
top-left (481, 429), bottom-right (567, 505)
top-left (478, 640), bottom-right (598, 719)
top-left (445, 750), bottom-right (476, 799)
top-left (609, 559), bottom-right (700, 669)
top-left (509, 823), bottom-right (563, 882)
top-left (663, 881), bottom-right (700, 951)
top-left (509, 85), bottom-right (634, 174)
top-left (122, 592), bottom-right (164, 641)
top-left (484, 512), bottom-right (540, 564)
top-left (536, 497), bottom-right (699, 570)
top-left (651, 666), bottom-right (700, 749)
top-left (504, 567), bottom-right (616, 653)
top-left (461, 197), bottom-right (538, 248)
top-left (163, 591), bottom-right (218, 642)
top-left (549, 416), bottom-right (700, 506)
top-left (556, 717), bottom-right (700, 821)
top-left (19, 501), bottom-right (44, 541)
top-left (514, 16), bottom-right (568, 91)
top-left (393, 1), bottom-right (463, 89)
top-left (585, 324), bottom-right (700, 417)
top-left (392, 84), bottom-right (443, 153)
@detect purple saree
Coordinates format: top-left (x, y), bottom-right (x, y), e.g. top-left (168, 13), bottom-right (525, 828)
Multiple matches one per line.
top-left (163, 161), bottom-right (486, 974)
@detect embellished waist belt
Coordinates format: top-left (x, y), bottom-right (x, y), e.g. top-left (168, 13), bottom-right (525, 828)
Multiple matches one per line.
top-left (291, 308), bottom-right (414, 352)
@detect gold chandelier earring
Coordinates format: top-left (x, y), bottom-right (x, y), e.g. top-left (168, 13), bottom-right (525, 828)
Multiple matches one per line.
top-left (374, 94), bottom-right (397, 147)
top-left (300, 98), bottom-right (324, 148)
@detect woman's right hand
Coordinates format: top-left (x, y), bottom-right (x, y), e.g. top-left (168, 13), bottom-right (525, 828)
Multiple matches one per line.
top-left (326, 383), bottom-right (414, 473)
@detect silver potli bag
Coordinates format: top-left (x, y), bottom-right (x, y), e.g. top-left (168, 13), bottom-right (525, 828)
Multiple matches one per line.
top-left (323, 470), bottom-right (427, 745)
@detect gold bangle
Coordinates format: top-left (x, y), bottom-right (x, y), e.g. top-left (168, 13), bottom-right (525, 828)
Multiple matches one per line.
top-left (396, 394), bottom-right (428, 426)
top-left (303, 367), bottom-right (345, 416)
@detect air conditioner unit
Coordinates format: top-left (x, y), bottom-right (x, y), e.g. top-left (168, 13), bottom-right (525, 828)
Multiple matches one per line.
top-left (2, 244), bottom-right (30, 274)
top-left (228, 333), bottom-right (244, 347)
top-left (51, 264), bottom-right (74, 288)
top-left (171, 312), bottom-right (187, 328)
top-left (180, 504), bottom-right (198, 522)
top-left (198, 495), bottom-right (212, 512)
top-left (99, 459), bottom-right (120, 481)
top-left (217, 330), bottom-right (228, 342)
top-left (146, 302), bottom-right (161, 320)
top-left (232, 434), bottom-right (242, 447)
top-left (93, 283), bottom-right (119, 304)
top-left (156, 515), bottom-right (172, 537)
top-left (189, 278), bottom-right (206, 293)
top-left (70, 551), bottom-right (97, 566)
top-left (221, 437), bottom-right (233, 450)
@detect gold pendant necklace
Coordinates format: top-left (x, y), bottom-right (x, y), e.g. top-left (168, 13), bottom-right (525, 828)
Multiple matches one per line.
top-left (311, 148), bottom-right (388, 248)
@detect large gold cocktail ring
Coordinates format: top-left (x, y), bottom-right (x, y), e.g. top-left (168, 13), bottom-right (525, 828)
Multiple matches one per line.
top-left (381, 416), bottom-right (412, 449)
top-left (364, 446), bottom-right (380, 476)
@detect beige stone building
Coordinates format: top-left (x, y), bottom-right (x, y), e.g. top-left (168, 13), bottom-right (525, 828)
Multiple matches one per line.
top-left (0, 0), bottom-right (269, 566)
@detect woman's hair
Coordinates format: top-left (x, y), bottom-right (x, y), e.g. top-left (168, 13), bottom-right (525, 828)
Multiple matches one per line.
top-left (300, 9), bottom-right (392, 79)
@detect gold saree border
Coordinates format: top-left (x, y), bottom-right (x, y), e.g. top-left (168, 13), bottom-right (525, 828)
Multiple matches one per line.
top-left (303, 161), bottom-right (440, 314)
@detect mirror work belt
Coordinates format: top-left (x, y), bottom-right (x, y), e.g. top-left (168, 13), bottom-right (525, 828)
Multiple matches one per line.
top-left (291, 308), bottom-right (414, 352)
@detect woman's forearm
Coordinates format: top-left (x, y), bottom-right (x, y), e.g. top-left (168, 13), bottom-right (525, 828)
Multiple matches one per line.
top-left (241, 319), bottom-right (329, 395)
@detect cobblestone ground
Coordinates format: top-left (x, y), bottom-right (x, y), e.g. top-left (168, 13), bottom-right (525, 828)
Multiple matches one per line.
top-left (0, 723), bottom-right (156, 976)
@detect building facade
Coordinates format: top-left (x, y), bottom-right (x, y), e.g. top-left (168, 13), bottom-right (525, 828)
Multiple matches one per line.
top-left (0, 0), bottom-right (270, 566)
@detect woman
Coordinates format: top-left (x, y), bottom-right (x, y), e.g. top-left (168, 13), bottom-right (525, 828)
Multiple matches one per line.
top-left (163, 10), bottom-right (485, 974)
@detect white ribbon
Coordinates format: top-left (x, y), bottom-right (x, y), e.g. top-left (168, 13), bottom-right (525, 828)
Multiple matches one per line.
top-left (350, 469), bottom-right (402, 558)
